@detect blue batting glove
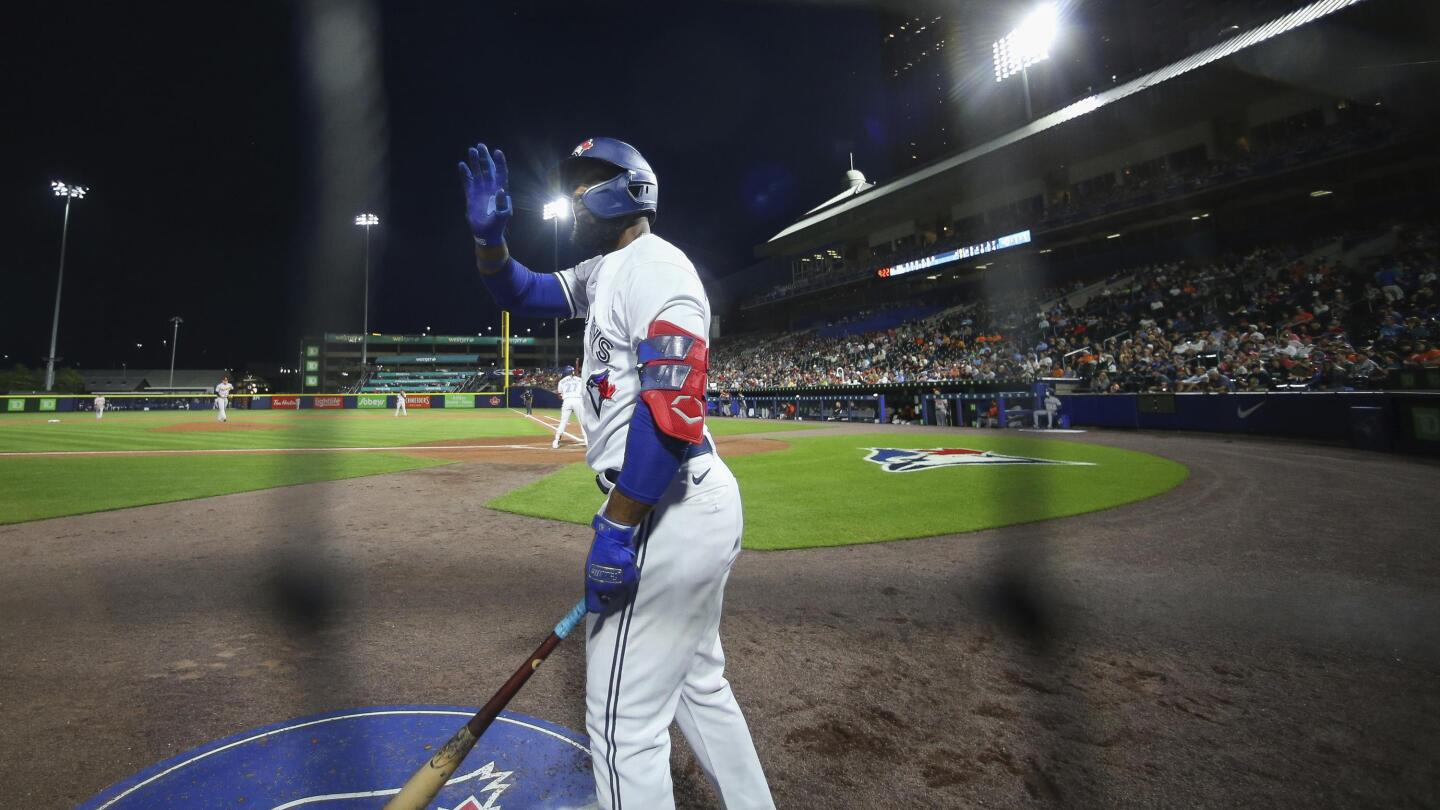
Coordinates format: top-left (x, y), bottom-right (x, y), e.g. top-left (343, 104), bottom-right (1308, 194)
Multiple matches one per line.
top-left (458, 142), bottom-right (513, 246)
top-left (585, 513), bottom-right (639, 615)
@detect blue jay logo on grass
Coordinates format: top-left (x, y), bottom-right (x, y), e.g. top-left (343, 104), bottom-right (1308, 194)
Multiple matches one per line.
top-left (863, 447), bottom-right (1094, 473)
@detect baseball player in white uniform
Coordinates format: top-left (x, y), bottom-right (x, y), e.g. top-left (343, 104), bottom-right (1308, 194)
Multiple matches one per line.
top-left (93, 395), bottom-right (106, 420)
top-left (553, 365), bottom-right (586, 448)
top-left (394, 388), bottom-right (408, 416)
top-left (214, 376), bottom-right (233, 422)
top-left (1034, 390), bottom-right (1061, 429)
top-left (462, 138), bottom-right (773, 809)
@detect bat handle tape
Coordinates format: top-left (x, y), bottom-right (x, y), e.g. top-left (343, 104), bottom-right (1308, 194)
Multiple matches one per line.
top-left (554, 599), bottom-right (588, 640)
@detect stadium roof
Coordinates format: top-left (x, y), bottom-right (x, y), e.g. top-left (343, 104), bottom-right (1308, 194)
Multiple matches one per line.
top-left (766, 0), bottom-right (1370, 246)
top-left (79, 369), bottom-right (229, 392)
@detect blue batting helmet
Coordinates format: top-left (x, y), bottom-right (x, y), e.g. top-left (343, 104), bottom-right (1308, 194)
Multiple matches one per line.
top-left (559, 137), bottom-right (658, 222)
top-left (564, 365), bottom-right (576, 374)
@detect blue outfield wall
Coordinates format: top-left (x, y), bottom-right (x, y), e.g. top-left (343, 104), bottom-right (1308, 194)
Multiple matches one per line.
top-left (1059, 392), bottom-right (1440, 454)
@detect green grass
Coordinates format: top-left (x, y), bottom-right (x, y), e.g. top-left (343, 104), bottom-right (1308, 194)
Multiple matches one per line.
top-left (0, 409), bottom-right (819, 524)
top-left (488, 433), bottom-right (1189, 550)
top-left (0, 409), bottom-right (815, 454)
top-left (0, 409), bottom-right (551, 453)
top-left (0, 452), bottom-right (448, 525)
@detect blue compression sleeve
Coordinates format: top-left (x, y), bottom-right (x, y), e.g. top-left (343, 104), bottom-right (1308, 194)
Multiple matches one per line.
top-left (615, 399), bottom-right (688, 505)
top-left (480, 256), bottom-right (572, 318)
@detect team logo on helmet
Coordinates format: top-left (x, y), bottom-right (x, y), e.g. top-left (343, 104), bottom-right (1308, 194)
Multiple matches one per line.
top-left (571, 138), bottom-right (595, 157)
top-left (863, 447), bottom-right (1094, 473)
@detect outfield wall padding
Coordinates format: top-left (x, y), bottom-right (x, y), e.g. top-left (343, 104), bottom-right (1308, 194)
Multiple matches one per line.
top-left (1058, 392), bottom-right (1440, 455)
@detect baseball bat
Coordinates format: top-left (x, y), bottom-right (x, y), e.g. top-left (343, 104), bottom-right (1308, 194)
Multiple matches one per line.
top-left (381, 599), bottom-right (588, 810)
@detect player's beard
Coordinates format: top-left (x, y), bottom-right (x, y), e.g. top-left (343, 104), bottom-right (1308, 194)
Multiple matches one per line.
top-left (570, 208), bottom-right (631, 257)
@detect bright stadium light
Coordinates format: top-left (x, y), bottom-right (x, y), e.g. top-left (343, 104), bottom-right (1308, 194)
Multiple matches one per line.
top-left (993, 3), bottom-right (1060, 120)
top-left (52, 181), bottom-right (89, 199)
top-left (542, 197), bottom-right (569, 367)
top-left (355, 213), bottom-right (380, 366)
top-left (44, 179), bottom-right (89, 391)
top-left (993, 3), bottom-right (1058, 82)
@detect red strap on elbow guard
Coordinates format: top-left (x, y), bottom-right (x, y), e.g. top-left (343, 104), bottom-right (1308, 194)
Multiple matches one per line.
top-left (638, 320), bottom-right (708, 444)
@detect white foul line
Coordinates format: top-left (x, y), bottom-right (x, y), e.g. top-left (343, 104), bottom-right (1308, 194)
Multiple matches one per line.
top-left (512, 408), bottom-right (585, 445)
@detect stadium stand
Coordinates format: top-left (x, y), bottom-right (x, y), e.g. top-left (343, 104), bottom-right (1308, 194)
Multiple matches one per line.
top-left (359, 370), bottom-right (479, 394)
top-left (712, 222), bottom-right (1439, 394)
top-left (741, 107), bottom-right (1404, 311)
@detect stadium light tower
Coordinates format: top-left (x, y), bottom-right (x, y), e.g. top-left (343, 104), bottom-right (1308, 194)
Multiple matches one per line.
top-left (44, 181), bottom-right (88, 391)
top-left (168, 316), bottom-right (184, 389)
top-left (542, 198), bottom-right (569, 369)
top-left (355, 213), bottom-right (380, 368)
top-left (992, 2), bottom-right (1060, 120)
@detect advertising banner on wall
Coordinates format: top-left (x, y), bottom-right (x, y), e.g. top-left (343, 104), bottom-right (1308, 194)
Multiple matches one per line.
top-left (324, 334), bottom-right (536, 346)
top-left (313, 396), bottom-right (344, 410)
top-left (38, 399), bottom-right (57, 412)
top-left (404, 394), bottom-right (432, 409)
top-left (272, 396), bottom-right (300, 410)
top-left (6, 399), bottom-right (24, 412)
top-left (444, 394), bottom-right (475, 409)
top-left (357, 395), bottom-right (388, 409)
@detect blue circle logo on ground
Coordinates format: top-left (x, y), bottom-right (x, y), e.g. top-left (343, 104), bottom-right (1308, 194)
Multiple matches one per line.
top-left (79, 705), bottom-right (596, 809)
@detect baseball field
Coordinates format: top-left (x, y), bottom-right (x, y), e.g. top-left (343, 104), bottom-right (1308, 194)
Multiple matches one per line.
top-left (2, 409), bottom-right (1437, 807)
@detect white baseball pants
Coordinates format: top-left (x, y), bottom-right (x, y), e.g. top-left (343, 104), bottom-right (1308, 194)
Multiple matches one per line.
top-left (555, 399), bottom-right (585, 445)
top-left (585, 453), bottom-right (774, 810)
top-left (216, 398), bottom-right (228, 421)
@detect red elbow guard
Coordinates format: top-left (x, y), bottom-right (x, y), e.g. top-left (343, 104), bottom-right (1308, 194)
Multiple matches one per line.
top-left (637, 320), bottom-right (708, 444)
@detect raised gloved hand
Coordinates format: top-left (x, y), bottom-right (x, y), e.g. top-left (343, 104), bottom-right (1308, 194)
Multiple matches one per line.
top-left (585, 513), bottom-right (639, 614)
top-left (458, 142), bottom-right (513, 246)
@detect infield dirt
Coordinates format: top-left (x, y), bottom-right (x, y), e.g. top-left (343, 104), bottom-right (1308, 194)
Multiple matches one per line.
top-left (1, 424), bottom-right (1435, 808)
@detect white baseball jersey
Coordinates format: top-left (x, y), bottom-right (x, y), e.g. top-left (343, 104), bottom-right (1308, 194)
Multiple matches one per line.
top-left (215, 382), bottom-right (233, 399)
top-left (554, 232), bottom-right (772, 808)
top-left (94, 396), bottom-right (105, 408)
top-left (555, 233), bottom-right (713, 474)
top-left (556, 374), bottom-right (584, 402)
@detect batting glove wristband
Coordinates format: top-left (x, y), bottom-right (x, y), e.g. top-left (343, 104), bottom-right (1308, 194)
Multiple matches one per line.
top-left (585, 514), bottom-right (639, 615)
top-left (458, 142), bottom-right (513, 246)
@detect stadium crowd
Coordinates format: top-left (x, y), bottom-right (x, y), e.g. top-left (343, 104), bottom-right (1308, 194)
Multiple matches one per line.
top-left (712, 224), bottom-right (1439, 394)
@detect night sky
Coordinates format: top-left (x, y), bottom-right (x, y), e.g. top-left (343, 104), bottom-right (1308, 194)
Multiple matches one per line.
top-left (4, 1), bottom-right (893, 372)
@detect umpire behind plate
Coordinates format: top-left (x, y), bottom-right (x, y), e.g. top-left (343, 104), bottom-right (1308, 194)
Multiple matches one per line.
top-left (459, 137), bottom-right (775, 809)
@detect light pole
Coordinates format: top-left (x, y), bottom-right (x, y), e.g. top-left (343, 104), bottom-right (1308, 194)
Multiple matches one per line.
top-left (542, 198), bottom-right (569, 369)
top-left (45, 181), bottom-right (88, 391)
top-left (355, 213), bottom-right (380, 369)
top-left (992, 3), bottom-right (1059, 121)
top-left (168, 317), bottom-right (184, 388)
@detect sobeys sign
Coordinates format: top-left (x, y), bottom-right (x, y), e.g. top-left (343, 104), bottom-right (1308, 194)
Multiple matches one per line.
top-left (357, 395), bottom-right (388, 409)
